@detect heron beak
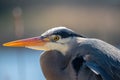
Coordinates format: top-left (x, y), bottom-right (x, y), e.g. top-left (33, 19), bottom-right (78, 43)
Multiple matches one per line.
top-left (3, 37), bottom-right (50, 47)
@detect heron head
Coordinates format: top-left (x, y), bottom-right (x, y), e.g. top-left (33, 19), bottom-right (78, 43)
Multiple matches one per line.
top-left (3, 27), bottom-right (85, 53)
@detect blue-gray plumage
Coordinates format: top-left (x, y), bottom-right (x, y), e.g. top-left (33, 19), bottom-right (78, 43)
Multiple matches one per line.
top-left (71, 38), bottom-right (120, 80)
top-left (3, 27), bottom-right (120, 80)
top-left (40, 27), bottom-right (120, 80)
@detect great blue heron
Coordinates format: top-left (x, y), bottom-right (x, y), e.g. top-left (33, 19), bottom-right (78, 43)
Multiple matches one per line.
top-left (3, 27), bottom-right (120, 80)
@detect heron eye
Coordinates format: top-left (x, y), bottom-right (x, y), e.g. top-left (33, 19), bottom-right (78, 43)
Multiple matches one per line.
top-left (53, 36), bottom-right (60, 41)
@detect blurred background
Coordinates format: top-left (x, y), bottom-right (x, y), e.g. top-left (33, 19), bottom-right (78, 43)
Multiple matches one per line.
top-left (0, 0), bottom-right (120, 80)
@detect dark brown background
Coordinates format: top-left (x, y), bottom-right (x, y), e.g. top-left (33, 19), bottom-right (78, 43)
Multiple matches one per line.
top-left (1, 0), bottom-right (120, 45)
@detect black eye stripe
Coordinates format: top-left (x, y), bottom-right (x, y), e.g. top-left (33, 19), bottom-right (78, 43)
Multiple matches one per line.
top-left (41, 28), bottom-right (86, 39)
top-left (53, 31), bottom-right (84, 38)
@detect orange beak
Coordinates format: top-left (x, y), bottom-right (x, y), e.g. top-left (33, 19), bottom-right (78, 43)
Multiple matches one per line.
top-left (3, 37), bottom-right (50, 47)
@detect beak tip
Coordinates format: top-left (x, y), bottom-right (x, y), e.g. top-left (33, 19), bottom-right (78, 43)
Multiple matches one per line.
top-left (2, 41), bottom-right (17, 47)
top-left (3, 43), bottom-right (6, 46)
top-left (3, 43), bottom-right (10, 47)
top-left (3, 44), bottom-right (5, 46)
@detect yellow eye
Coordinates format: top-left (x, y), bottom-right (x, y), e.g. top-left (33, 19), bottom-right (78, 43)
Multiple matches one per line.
top-left (53, 36), bottom-right (60, 41)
